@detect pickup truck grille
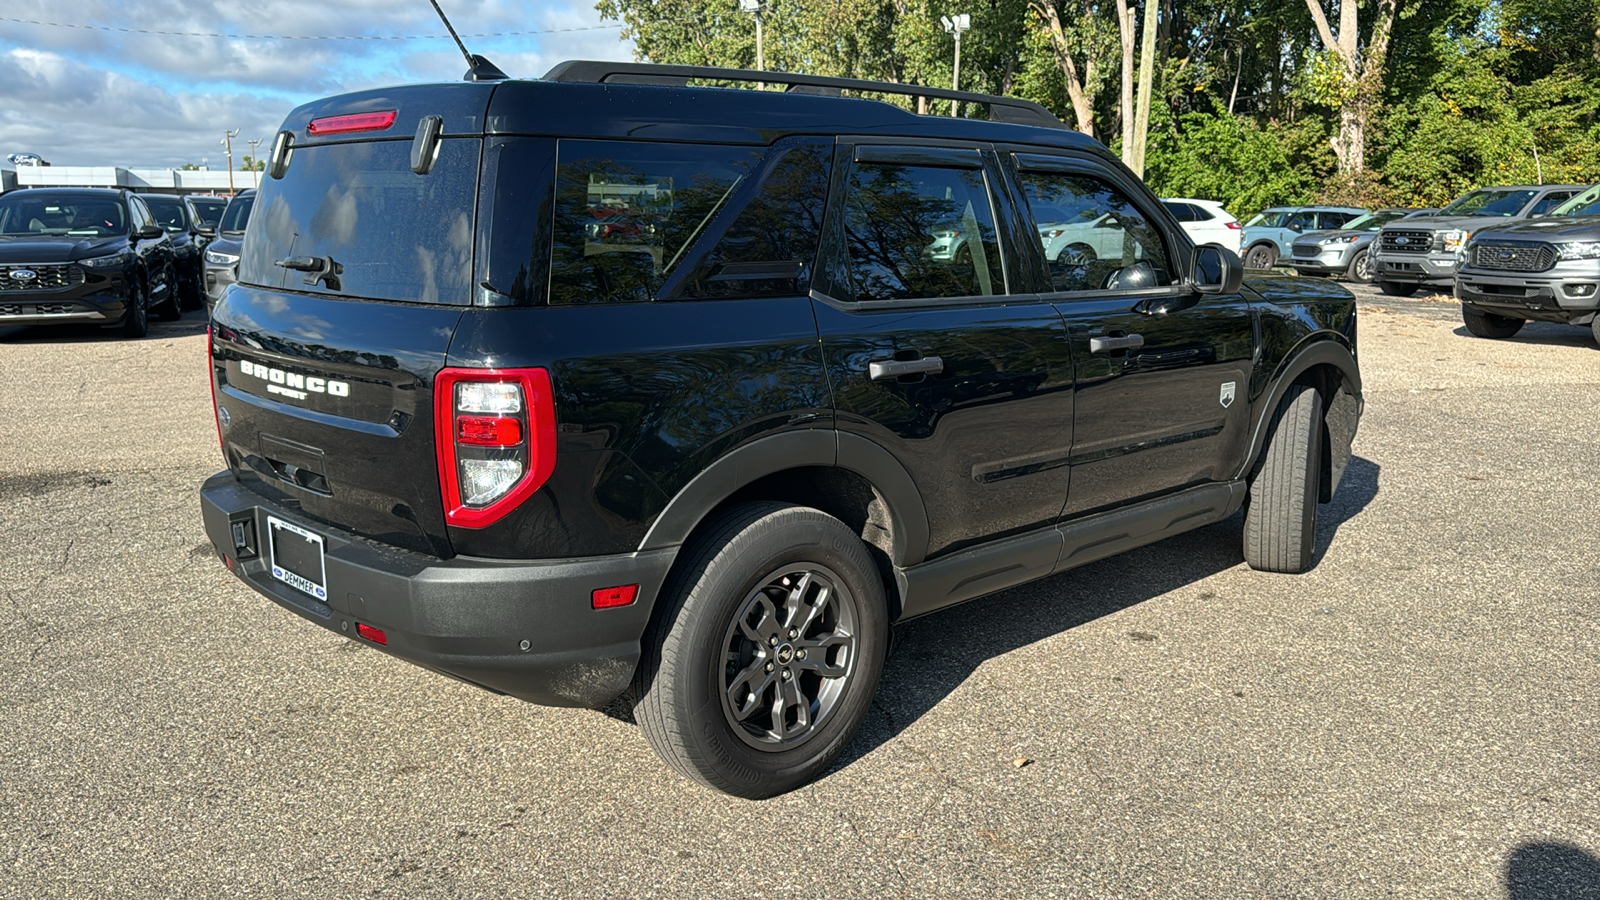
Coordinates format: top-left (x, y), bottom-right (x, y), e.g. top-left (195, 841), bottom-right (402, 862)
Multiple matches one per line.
top-left (1470, 242), bottom-right (1555, 273)
top-left (1380, 230), bottom-right (1435, 254)
top-left (0, 263), bottom-right (84, 292)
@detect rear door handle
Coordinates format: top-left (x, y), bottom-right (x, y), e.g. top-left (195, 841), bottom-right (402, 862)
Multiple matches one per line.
top-left (868, 356), bottom-right (944, 381)
top-left (1089, 334), bottom-right (1145, 353)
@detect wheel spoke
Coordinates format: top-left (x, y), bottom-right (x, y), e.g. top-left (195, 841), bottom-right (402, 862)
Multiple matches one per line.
top-left (726, 659), bottom-right (775, 722)
top-left (772, 672), bottom-right (812, 739)
top-left (738, 594), bottom-right (781, 646)
top-left (780, 572), bottom-right (813, 629)
top-left (795, 632), bottom-right (852, 678)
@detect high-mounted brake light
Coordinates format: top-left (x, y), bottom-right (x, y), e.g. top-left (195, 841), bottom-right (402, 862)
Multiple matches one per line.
top-left (435, 367), bottom-right (557, 529)
top-left (308, 110), bottom-right (398, 136)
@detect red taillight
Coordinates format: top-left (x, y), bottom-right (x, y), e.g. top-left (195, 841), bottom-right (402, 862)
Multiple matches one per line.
top-left (308, 110), bottom-right (398, 136)
top-left (592, 585), bottom-right (640, 610)
top-left (456, 416), bottom-right (523, 446)
top-left (434, 367), bottom-right (557, 529)
top-left (1226, 221), bottom-right (1243, 229)
top-left (355, 623), bottom-right (387, 645)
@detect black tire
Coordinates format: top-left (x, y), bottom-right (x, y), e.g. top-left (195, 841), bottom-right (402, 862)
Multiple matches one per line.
top-left (1244, 243), bottom-right (1277, 269)
top-left (1244, 384), bottom-right (1324, 574)
top-left (154, 263), bottom-right (183, 321)
top-left (1592, 317), bottom-right (1600, 348)
top-left (1345, 248), bottom-right (1373, 283)
top-left (120, 277), bottom-right (149, 338)
top-left (633, 502), bottom-right (889, 799)
top-left (1377, 280), bottom-right (1419, 297)
top-left (1462, 307), bottom-right (1525, 339)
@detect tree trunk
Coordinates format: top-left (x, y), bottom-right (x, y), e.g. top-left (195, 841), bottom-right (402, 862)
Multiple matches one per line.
top-left (1129, 0), bottom-right (1158, 177)
top-left (1033, 0), bottom-right (1097, 138)
top-left (1303, 0), bottom-right (1397, 175)
top-left (1115, 0), bottom-right (1136, 165)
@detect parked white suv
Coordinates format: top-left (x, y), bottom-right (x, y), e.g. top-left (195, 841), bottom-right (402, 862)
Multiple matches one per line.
top-left (1163, 198), bottom-right (1242, 253)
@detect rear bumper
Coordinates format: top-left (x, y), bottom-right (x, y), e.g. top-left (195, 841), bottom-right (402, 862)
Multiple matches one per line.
top-left (200, 471), bottom-right (677, 708)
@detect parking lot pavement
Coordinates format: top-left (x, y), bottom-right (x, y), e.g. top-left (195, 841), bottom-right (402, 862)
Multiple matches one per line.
top-left (2, 294), bottom-right (1597, 899)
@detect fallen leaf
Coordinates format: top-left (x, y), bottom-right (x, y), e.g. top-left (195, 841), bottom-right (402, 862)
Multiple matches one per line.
top-left (1012, 757), bottom-right (1032, 769)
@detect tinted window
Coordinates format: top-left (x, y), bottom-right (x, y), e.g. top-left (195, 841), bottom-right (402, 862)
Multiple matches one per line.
top-left (143, 196), bottom-right (189, 232)
top-left (1438, 189), bottom-right (1536, 217)
top-left (549, 140), bottom-right (764, 305)
top-left (1285, 211), bottom-right (1318, 232)
top-left (1162, 201), bottom-right (1197, 222)
top-left (240, 138), bottom-right (478, 304)
top-left (1188, 204), bottom-right (1218, 221)
top-left (189, 197), bottom-right (227, 228)
top-left (1318, 212), bottom-right (1357, 229)
top-left (1529, 192), bottom-right (1574, 216)
top-left (1019, 171), bottom-right (1172, 293)
top-left (681, 140), bottom-right (831, 300)
top-left (0, 194), bottom-right (127, 236)
top-left (840, 162), bottom-right (1004, 302)
top-left (219, 194), bottom-right (255, 234)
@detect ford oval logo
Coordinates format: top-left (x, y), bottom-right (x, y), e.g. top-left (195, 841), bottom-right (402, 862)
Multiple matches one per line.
top-left (1395, 237), bottom-right (1409, 245)
top-left (1497, 250), bottom-right (1515, 260)
top-left (9, 269), bottom-right (37, 282)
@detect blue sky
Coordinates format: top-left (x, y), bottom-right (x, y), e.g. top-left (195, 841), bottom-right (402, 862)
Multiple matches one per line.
top-left (0, 1), bottom-right (636, 168)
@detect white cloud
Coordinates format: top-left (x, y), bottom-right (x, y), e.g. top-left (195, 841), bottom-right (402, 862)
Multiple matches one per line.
top-left (0, 0), bottom-right (634, 168)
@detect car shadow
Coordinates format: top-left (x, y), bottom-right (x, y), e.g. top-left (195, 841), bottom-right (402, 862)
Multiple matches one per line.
top-left (0, 309), bottom-right (208, 343)
top-left (834, 454), bottom-right (1382, 769)
top-left (1505, 841), bottom-right (1600, 900)
top-left (1451, 322), bottom-right (1596, 348)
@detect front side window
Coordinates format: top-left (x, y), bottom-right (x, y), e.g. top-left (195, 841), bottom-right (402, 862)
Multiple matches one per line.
top-left (1285, 211), bottom-right (1318, 232)
top-left (1529, 192), bottom-right (1574, 217)
top-left (839, 162), bottom-right (1004, 302)
top-left (549, 140), bottom-right (764, 305)
top-left (1553, 186), bottom-right (1600, 217)
top-left (239, 138), bottom-right (478, 304)
top-left (1245, 210), bottom-right (1289, 228)
top-left (1019, 170), bottom-right (1172, 293)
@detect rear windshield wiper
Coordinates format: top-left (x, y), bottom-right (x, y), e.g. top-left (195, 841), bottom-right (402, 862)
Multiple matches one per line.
top-left (275, 255), bottom-right (342, 289)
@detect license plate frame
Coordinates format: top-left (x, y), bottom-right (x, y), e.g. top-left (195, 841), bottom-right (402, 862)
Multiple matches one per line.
top-left (266, 515), bottom-right (328, 602)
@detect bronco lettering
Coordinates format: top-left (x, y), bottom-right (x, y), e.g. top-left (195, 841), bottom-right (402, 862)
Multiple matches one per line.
top-left (239, 360), bottom-right (349, 397)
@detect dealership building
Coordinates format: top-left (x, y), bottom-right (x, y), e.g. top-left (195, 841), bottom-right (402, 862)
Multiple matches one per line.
top-left (2, 165), bottom-right (257, 196)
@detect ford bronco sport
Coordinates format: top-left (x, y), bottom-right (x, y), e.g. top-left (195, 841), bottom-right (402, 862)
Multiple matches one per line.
top-left (200, 61), bottom-right (1363, 798)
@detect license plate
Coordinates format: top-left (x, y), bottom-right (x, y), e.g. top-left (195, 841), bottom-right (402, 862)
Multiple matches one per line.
top-left (267, 515), bottom-right (328, 602)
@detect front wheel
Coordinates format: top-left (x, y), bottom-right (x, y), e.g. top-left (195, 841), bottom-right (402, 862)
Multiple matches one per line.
top-left (634, 503), bottom-right (888, 799)
top-left (155, 263), bottom-right (183, 321)
top-left (1462, 307), bottom-right (1525, 339)
top-left (1346, 248), bottom-right (1374, 283)
top-left (120, 277), bottom-right (149, 338)
top-left (1244, 244), bottom-right (1278, 269)
top-left (1244, 384), bottom-right (1324, 574)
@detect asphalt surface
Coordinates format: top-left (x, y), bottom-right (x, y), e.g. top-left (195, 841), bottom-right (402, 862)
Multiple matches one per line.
top-left (2, 284), bottom-right (1597, 899)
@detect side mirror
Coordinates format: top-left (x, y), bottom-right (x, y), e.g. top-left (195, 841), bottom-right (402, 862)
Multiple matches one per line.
top-left (1193, 244), bottom-right (1244, 295)
top-left (137, 224), bottom-right (164, 240)
top-left (1287, 222), bottom-right (1303, 232)
top-left (195, 223), bottom-right (216, 238)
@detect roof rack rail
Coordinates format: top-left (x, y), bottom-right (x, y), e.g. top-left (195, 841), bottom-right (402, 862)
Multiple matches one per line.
top-left (541, 60), bottom-right (1067, 131)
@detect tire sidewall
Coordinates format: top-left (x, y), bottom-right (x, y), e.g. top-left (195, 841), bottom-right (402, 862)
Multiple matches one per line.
top-left (646, 505), bottom-right (888, 796)
top-left (1348, 249), bottom-right (1372, 283)
top-left (122, 276), bottom-right (148, 337)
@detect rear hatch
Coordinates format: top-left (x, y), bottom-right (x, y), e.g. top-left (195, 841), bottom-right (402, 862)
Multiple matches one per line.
top-left (209, 86), bottom-right (490, 557)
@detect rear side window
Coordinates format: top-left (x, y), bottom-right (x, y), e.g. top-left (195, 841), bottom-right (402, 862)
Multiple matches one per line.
top-left (549, 140), bottom-right (765, 305)
top-left (1529, 192), bottom-right (1574, 216)
top-left (239, 138), bottom-right (479, 304)
top-left (838, 162), bottom-right (1004, 302)
top-left (1163, 201), bottom-right (1197, 222)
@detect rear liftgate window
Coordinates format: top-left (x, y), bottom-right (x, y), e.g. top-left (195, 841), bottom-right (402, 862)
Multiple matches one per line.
top-left (239, 138), bottom-right (479, 304)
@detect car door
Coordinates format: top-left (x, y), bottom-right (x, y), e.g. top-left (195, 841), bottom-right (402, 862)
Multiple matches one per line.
top-left (812, 142), bottom-right (1076, 560)
top-left (1007, 152), bottom-right (1257, 518)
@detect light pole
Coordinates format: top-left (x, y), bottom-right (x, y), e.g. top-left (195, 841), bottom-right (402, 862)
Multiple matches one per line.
top-left (739, 0), bottom-right (764, 73)
top-left (221, 128), bottom-right (240, 196)
top-left (247, 138), bottom-right (263, 188)
top-left (941, 14), bottom-right (971, 118)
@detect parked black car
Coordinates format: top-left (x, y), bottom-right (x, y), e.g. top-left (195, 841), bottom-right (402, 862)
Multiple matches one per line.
top-left (202, 189), bottom-right (254, 310)
top-left (138, 193), bottom-right (207, 312)
top-left (201, 61), bottom-right (1363, 798)
top-left (0, 187), bottom-right (178, 336)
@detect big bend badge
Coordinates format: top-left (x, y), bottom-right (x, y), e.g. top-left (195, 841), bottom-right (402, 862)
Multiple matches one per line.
top-left (1220, 381), bottom-right (1237, 408)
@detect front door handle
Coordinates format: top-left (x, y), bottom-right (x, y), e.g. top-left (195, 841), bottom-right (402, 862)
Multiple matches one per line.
top-left (868, 356), bottom-right (944, 381)
top-left (1089, 334), bottom-right (1145, 354)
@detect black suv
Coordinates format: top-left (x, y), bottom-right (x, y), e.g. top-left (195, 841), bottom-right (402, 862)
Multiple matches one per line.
top-left (137, 192), bottom-right (208, 312)
top-left (0, 187), bottom-right (179, 336)
top-left (201, 62), bottom-right (1363, 798)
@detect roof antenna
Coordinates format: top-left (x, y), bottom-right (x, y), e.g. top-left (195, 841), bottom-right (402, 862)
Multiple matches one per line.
top-left (427, 0), bottom-right (508, 82)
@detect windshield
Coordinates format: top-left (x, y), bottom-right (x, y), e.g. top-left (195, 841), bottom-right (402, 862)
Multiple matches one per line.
top-left (1342, 210), bottom-right (1412, 231)
top-left (1551, 185), bottom-right (1600, 217)
top-left (0, 194), bottom-right (128, 236)
top-left (189, 197), bottom-right (226, 227)
top-left (218, 194), bottom-right (254, 233)
top-left (143, 196), bottom-right (189, 232)
top-left (1438, 189), bottom-right (1536, 217)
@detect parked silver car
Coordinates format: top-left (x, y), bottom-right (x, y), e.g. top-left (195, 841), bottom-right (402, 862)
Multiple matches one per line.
top-left (1288, 208), bottom-right (1431, 282)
